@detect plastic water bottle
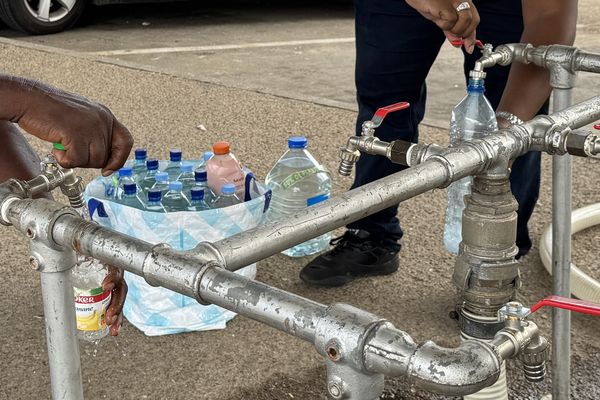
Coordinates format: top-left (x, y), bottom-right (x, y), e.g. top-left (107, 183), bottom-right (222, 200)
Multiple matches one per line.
top-left (132, 147), bottom-right (148, 176)
top-left (164, 148), bottom-right (183, 180)
top-left (145, 189), bottom-right (166, 212)
top-left (116, 166), bottom-right (135, 200)
top-left (139, 158), bottom-right (160, 193)
top-left (189, 187), bottom-right (210, 211)
top-left (193, 168), bottom-right (215, 205)
top-left (206, 141), bottom-right (245, 195)
top-left (102, 174), bottom-right (118, 199)
top-left (443, 77), bottom-right (498, 254)
top-left (196, 151), bottom-right (214, 170)
top-left (177, 164), bottom-right (196, 192)
top-left (162, 181), bottom-right (191, 212)
top-left (212, 183), bottom-right (242, 208)
top-left (151, 172), bottom-right (170, 195)
top-left (120, 183), bottom-right (145, 209)
top-left (264, 136), bottom-right (332, 257)
top-left (71, 205), bottom-right (111, 341)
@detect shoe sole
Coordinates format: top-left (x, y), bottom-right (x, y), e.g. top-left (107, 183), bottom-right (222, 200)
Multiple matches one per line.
top-left (300, 258), bottom-right (400, 287)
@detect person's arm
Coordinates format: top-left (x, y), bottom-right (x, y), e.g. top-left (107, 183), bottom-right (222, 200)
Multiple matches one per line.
top-left (496, 0), bottom-right (578, 127)
top-left (0, 74), bottom-right (133, 176)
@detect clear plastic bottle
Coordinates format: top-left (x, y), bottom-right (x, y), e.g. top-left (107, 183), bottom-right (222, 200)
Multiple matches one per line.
top-left (196, 151), bottom-right (214, 170)
top-left (162, 181), bottom-right (191, 212)
top-left (120, 183), bottom-right (145, 209)
top-left (188, 187), bottom-right (210, 211)
top-left (115, 166), bottom-right (135, 200)
top-left (177, 163), bottom-right (196, 192)
top-left (151, 172), bottom-right (170, 195)
top-left (206, 141), bottom-right (245, 196)
top-left (264, 136), bottom-right (332, 257)
top-left (71, 205), bottom-right (111, 341)
top-left (139, 158), bottom-right (160, 193)
top-left (164, 148), bottom-right (183, 180)
top-left (212, 183), bottom-right (242, 208)
top-left (102, 173), bottom-right (118, 199)
top-left (145, 189), bottom-right (166, 212)
top-left (132, 147), bottom-right (148, 177)
top-left (193, 168), bottom-right (215, 205)
top-left (443, 77), bottom-right (498, 254)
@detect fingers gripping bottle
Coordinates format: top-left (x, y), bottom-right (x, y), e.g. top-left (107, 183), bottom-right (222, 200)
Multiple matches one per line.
top-left (206, 141), bottom-right (245, 196)
top-left (443, 75), bottom-right (498, 254)
top-left (71, 206), bottom-right (111, 341)
top-left (265, 136), bottom-right (332, 257)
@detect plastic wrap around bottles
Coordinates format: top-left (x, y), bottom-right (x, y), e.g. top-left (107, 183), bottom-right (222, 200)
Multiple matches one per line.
top-left (85, 164), bottom-right (271, 336)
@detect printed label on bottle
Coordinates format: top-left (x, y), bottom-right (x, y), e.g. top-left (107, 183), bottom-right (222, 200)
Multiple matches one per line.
top-left (281, 166), bottom-right (329, 190)
top-left (74, 287), bottom-right (111, 331)
top-left (307, 193), bottom-right (329, 207)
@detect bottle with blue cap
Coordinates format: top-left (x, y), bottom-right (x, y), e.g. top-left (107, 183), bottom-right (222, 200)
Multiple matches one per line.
top-left (188, 187), bottom-right (210, 211)
top-left (139, 158), bottom-right (160, 193)
top-left (145, 189), bottom-right (166, 212)
top-left (212, 183), bottom-right (242, 208)
top-left (115, 166), bottom-right (135, 200)
top-left (132, 147), bottom-right (148, 177)
top-left (177, 164), bottom-right (196, 192)
top-left (443, 75), bottom-right (497, 254)
top-left (164, 148), bottom-right (183, 180)
top-left (265, 136), bottom-right (332, 257)
top-left (151, 172), bottom-right (170, 195)
top-left (196, 151), bottom-right (214, 170)
top-left (193, 168), bottom-right (215, 205)
top-left (161, 181), bottom-right (191, 212)
top-left (120, 182), bottom-right (145, 209)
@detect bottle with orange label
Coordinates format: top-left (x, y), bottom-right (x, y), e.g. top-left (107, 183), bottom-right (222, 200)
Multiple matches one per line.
top-left (206, 141), bottom-right (245, 197)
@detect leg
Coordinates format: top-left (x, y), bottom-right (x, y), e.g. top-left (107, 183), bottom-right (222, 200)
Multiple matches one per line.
top-left (462, 1), bottom-right (547, 257)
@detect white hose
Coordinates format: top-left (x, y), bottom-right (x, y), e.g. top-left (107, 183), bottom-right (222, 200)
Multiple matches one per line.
top-left (539, 203), bottom-right (600, 302)
top-left (464, 362), bottom-right (508, 400)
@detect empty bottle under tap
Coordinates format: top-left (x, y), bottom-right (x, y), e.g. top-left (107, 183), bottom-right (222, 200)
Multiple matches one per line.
top-left (443, 76), bottom-right (497, 254)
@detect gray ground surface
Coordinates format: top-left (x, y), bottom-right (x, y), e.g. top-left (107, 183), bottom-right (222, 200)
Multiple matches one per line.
top-left (0, 1), bottom-right (600, 399)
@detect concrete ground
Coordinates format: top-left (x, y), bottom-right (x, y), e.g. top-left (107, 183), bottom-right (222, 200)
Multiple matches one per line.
top-left (0, 1), bottom-right (599, 399)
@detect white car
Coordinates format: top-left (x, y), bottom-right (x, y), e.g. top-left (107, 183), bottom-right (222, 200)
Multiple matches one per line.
top-left (0, 0), bottom-right (181, 35)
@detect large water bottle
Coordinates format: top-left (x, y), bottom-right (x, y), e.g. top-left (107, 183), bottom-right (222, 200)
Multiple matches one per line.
top-left (177, 164), bottom-right (196, 192)
top-left (206, 141), bottom-right (245, 195)
top-left (151, 172), bottom-right (170, 195)
top-left (443, 77), bottom-right (498, 254)
top-left (145, 189), bottom-right (166, 212)
top-left (120, 183), bottom-right (145, 209)
top-left (193, 168), bottom-right (215, 205)
top-left (162, 181), bottom-right (191, 212)
top-left (164, 148), bottom-right (183, 180)
top-left (139, 158), bottom-right (160, 193)
top-left (265, 136), bottom-right (332, 257)
top-left (115, 166), bottom-right (135, 200)
top-left (132, 147), bottom-right (148, 177)
top-left (212, 183), bottom-right (242, 208)
top-left (189, 187), bottom-right (210, 211)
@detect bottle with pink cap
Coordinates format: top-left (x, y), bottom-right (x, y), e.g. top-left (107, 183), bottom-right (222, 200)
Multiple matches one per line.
top-left (206, 141), bottom-right (245, 196)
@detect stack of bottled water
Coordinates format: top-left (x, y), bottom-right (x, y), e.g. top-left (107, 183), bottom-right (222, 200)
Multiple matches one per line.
top-left (101, 143), bottom-right (247, 213)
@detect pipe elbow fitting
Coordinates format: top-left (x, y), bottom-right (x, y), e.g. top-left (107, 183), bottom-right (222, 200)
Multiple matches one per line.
top-left (407, 340), bottom-right (501, 396)
top-left (338, 137), bottom-right (361, 176)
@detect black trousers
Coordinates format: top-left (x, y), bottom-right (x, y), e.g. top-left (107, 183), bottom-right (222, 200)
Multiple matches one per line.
top-left (348, 0), bottom-right (546, 256)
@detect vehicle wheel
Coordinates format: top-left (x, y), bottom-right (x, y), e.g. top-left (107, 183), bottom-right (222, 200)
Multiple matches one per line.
top-left (0, 0), bottom-right (85, 35)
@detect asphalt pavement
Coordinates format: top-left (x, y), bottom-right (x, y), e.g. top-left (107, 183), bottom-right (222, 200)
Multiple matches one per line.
top-left (0, 1), bottom-right (599, 399)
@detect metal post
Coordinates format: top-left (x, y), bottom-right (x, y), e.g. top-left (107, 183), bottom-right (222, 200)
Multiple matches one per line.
top-left (31, 241), bottom-right (83, 400)
top-left (551, 68), bottom-right (576, 400)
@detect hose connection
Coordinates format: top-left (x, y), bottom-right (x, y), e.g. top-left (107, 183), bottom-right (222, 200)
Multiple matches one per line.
top-left (338, 101), bottom-right (410, 176)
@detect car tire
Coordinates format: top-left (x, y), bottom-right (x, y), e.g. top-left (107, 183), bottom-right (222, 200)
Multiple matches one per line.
top-left (0, 0), bottom-right (85, 35)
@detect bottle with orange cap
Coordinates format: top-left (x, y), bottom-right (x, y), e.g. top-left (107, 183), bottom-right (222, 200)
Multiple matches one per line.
top-left (206, 141), bottom-right (245, 197)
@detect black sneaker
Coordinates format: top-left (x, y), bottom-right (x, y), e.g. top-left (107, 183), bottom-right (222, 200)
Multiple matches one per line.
top-left (299, 230), bottom-right (400, 287)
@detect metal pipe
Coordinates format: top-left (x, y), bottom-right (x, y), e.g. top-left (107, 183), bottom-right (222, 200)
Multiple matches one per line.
top-left (34, 243), bottom-right (84, 400)
top-left (551, 82), bottom-right (574, 400)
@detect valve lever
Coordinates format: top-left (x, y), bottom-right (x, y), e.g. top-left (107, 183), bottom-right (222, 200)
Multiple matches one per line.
top-left (530, 295), bottom-right (600, 316)
top-left (370, 102), bottom-right (411, 129)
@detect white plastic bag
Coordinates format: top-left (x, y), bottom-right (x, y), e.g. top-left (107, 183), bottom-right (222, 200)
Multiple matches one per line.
top-left (85, 172), bottom-right (270, 336)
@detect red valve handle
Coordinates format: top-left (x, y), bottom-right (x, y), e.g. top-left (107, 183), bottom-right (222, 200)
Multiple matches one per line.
top-left (593, 124), bottom-right (600, 130)
top-left (530, 295), bottom-right (600, 316)
top-left (450, 39), bottom-right (484, 49)
top-left (371, 101), bottom-right (410, 128)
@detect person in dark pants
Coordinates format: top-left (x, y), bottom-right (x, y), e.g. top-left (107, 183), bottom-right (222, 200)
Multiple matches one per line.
top-left (301, 0), bottom-right (578, 286)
